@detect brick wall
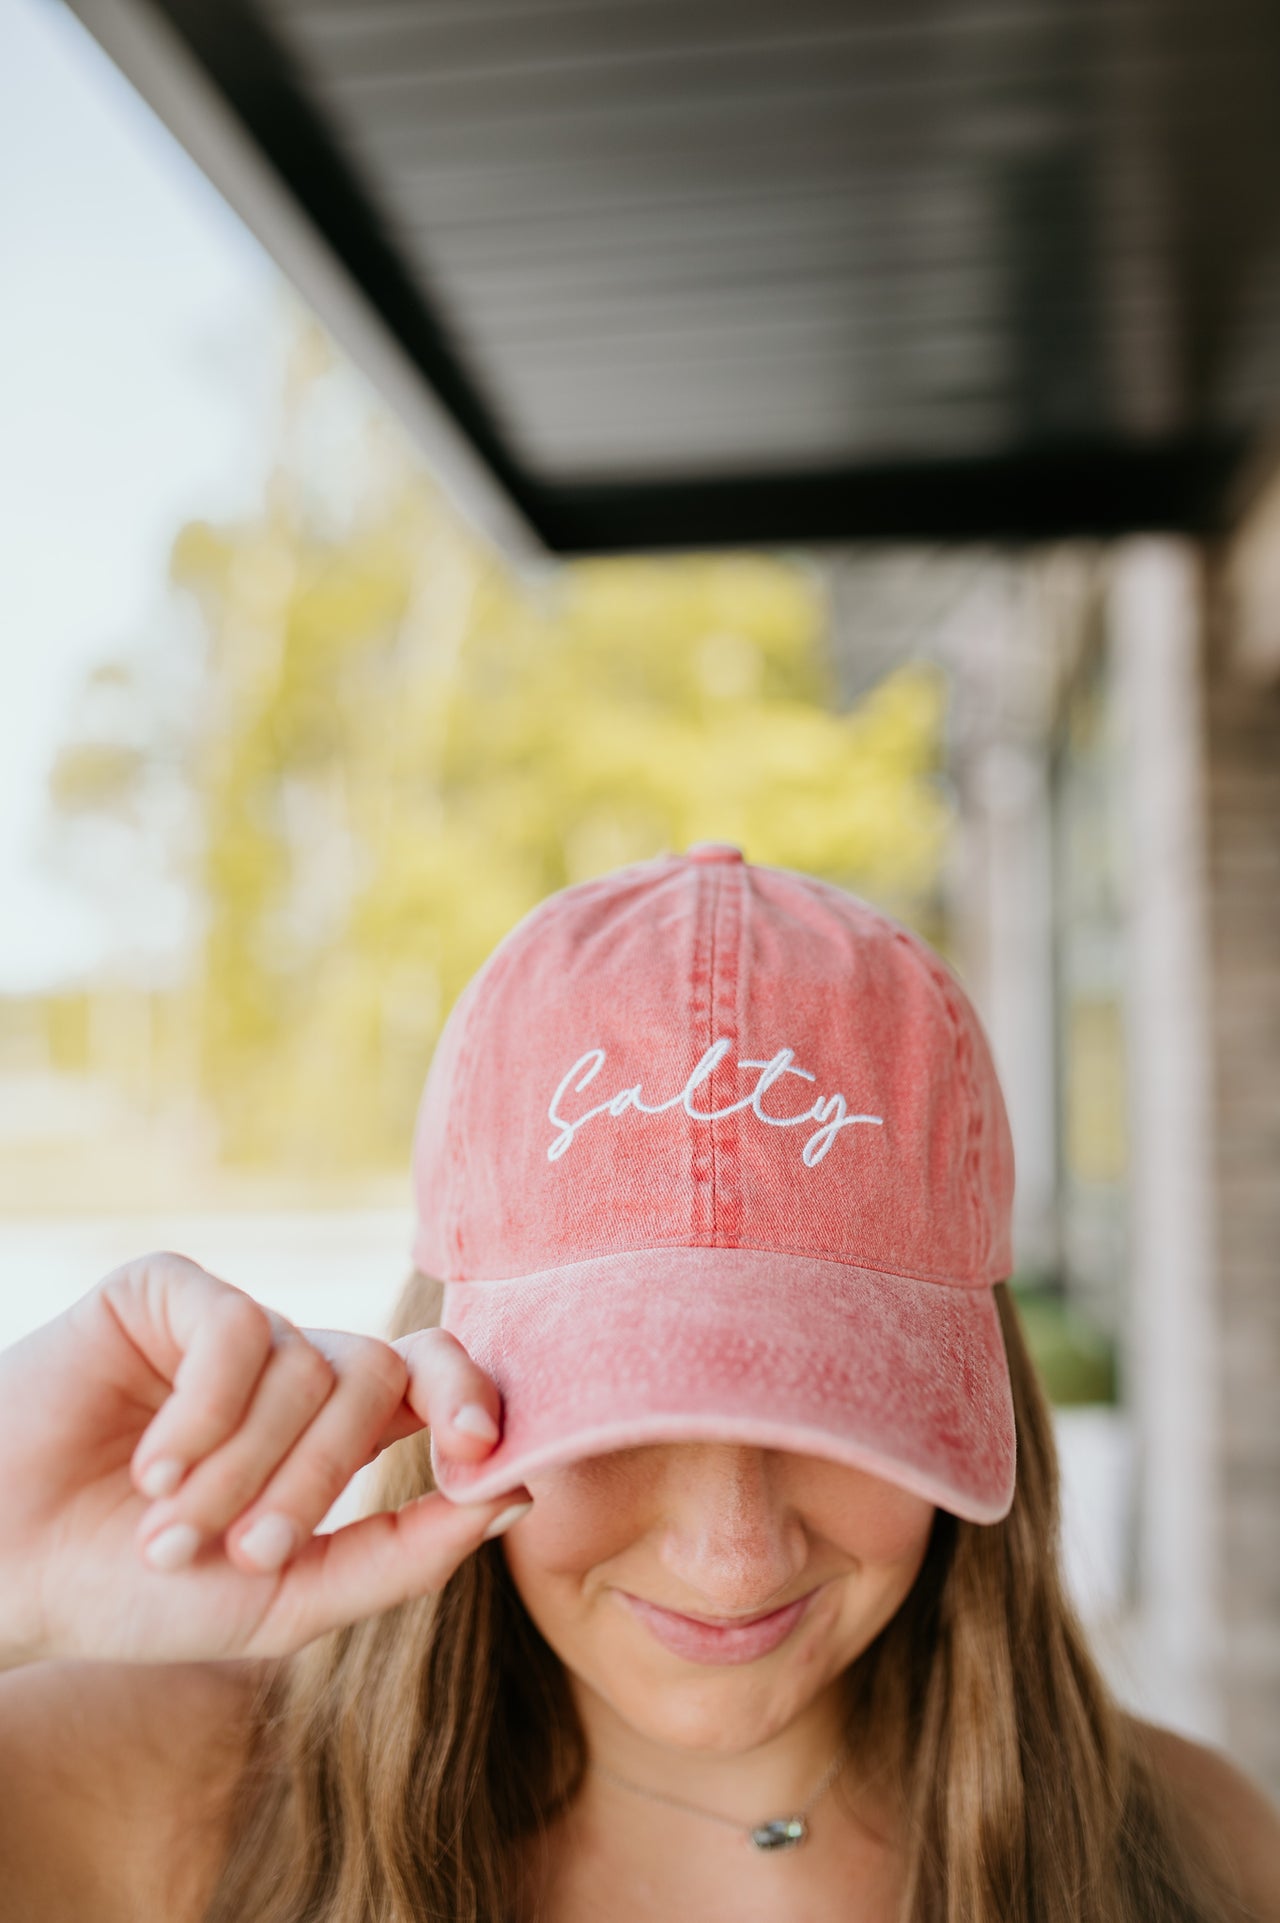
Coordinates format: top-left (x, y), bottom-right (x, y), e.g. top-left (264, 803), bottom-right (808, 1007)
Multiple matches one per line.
top-left (1204, 644), bottom-right (1280, 1792)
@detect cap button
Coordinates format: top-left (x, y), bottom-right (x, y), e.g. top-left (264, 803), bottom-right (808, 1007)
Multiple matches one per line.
top-left (685, 842), bottom-right (745, 864)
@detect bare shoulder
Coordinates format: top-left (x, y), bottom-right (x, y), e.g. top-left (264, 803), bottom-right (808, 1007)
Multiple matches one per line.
top-left (0, 1655), bottom-right (276, 1921)
top-left (1125, 1713), bottom-right (1280, 1915)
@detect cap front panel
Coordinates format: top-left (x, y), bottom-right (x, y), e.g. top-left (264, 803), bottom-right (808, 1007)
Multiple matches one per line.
top-left (414, 853), bottom-right (1014, 1289)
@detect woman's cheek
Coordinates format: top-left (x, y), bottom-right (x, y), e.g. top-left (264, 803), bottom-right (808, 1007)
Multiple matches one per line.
top-left (800, 1463), bottom-right (937, 1568)
top-left (503, 1458), bottom-right (654, 1587)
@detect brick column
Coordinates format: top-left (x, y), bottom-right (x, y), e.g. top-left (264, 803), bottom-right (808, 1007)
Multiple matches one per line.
top-left (1203, 601), bottom-right (1280, 1791)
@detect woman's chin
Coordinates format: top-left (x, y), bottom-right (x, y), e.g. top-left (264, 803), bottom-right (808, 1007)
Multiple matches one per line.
top-left (584, 1666), bottom-right (826, 1757)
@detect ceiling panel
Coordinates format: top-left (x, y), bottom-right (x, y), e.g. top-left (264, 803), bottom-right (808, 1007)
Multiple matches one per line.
top-left (88, 0), bottom-right (1280, 547)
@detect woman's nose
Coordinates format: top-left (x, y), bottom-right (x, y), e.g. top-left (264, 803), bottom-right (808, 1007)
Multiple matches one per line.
top-left (654, 1443), bottom-right (808, 1613)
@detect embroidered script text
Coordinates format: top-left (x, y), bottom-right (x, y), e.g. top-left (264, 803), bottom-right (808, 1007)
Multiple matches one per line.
top-left (547, 1041), bottom-right (884, 1167)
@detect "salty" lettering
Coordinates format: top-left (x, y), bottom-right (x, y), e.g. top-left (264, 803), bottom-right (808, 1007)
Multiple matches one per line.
top-left (546, 1041), bottom-right (883, 1168)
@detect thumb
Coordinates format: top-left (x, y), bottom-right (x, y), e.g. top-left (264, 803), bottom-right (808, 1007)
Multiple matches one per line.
top-left (246, 1486), bottom-right (533, 1653)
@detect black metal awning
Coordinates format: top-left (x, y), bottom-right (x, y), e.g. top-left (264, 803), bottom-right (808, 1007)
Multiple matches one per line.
top-left (67, 0), bottom-right (1280, 554)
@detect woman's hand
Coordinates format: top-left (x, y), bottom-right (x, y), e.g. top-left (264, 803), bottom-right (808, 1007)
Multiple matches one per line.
top-left (0, 1251), bottom-right (529, 1669)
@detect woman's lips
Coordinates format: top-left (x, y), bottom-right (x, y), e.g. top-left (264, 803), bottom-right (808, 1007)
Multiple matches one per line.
top-left (617, 1586), bottom-right (820, 1665)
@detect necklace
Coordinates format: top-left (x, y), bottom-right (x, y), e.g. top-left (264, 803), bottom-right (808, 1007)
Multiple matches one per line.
top-left (589, 1740), bottom-right (850, 1852)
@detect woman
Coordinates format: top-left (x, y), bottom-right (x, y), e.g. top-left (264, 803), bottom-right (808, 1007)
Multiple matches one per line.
top-left (0, 848), bottom-right (1276, 1923)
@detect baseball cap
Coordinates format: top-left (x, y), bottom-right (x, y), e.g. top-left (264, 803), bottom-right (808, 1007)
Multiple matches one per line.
top-left (410, 844), bottom-right (1017, 1523)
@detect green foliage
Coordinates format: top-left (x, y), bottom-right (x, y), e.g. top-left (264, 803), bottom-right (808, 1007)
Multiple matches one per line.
top-left (52, 328), bottom-right (955, 1174)
top-left (1009, 1279), bottom-right (1118, 1406)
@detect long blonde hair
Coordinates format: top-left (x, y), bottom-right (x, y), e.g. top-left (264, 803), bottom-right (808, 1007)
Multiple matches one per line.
top-left (203, 1278), bottom-right (1247, 1923)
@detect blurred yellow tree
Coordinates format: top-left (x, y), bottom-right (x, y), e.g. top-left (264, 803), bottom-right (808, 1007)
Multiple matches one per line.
top-left (52, 322), bottom-right (952, 1175)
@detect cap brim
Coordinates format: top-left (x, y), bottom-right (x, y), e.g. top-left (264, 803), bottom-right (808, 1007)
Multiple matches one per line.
top-left (430, 1246), bottom-right (1016, 1524)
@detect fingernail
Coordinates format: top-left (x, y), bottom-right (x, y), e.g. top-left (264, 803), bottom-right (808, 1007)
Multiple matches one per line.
top-left (144, 1522), bottom-right (200, 1571)
top-left (238, 1513), bottom-right (297, 1571)
top-left (482, 1500), bottom-right (533, 1541)
top-left (453, 1403), bottom-right (500, 1443)
top-left (138, 1457), bottom-right (184, 1500)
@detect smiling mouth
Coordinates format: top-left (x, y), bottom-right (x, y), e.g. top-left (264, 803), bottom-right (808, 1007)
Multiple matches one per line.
top-left (616, 1586), bottom-right (823, 1665)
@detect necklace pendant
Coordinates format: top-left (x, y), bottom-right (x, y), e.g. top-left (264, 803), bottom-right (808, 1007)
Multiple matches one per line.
top-left (749, 1816), bottom-right (807, 1851)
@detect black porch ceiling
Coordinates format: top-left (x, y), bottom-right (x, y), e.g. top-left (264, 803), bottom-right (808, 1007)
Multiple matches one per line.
top-left (110, 0), bottom-right (1280, 550)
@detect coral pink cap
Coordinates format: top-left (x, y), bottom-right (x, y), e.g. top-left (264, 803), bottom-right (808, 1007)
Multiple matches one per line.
top-left (411, 845), bottom-right (1017, 1523)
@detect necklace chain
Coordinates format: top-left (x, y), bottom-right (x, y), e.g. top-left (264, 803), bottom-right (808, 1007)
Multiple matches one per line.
top-left (589, 1740), bottom-right (850, 1850)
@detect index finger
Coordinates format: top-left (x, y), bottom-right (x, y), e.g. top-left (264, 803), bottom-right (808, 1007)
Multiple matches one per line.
top-left (369, 1327), bottom-right (503, 1459)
